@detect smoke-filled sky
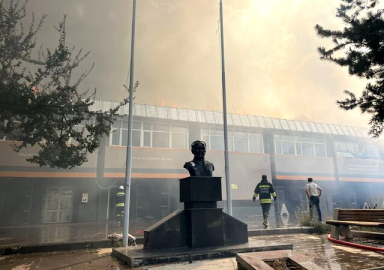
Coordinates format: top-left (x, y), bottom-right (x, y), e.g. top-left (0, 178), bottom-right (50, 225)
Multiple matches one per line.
top-left (24, 0), bottom-right (372, 128)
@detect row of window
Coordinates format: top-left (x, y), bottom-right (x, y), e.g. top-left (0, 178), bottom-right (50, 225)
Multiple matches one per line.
top-left (201, 128), bottom-right (264, 153)
top-left (274, 135), bottom-right (327, 157)
top-left (109, 121), bottom-right (326, 156)
top-left (110, 121), bottom-right (188, 149)
top-left (2, 120), bottom-right (381, 159)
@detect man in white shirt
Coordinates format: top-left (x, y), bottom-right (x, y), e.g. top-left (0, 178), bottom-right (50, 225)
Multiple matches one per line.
top-left (306, 178), bottom-right (323, 222)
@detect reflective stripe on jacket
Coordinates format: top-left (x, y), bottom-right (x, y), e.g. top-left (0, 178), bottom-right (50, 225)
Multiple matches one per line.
top-left (254, 180), bottom-right (276, 204)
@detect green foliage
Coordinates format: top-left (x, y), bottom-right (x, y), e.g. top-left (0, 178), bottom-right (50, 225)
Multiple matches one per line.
top-left (316, 0), bottom-right (384, 137)
top-left (0, 0), bottom-right (136, 169)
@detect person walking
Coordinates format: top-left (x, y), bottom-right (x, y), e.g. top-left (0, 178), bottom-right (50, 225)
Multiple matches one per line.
top-left (252, 175), bottom-right (277, 229)
top-left (116, 185), bottom-right (125, 228)
top-left (306, 178), bottom-right (322, 222)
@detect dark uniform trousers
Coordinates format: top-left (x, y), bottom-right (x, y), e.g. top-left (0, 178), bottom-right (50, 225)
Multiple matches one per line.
top-left (309, 196), bottom-right (322, 221)
top-left (261, 203), bottom-right (271, 222)
top-left (116, 191), bottom-right (125, 224)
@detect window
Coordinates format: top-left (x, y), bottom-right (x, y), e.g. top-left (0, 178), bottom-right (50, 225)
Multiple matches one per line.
top-left (201, 128), bottom-right (264, 153)
top-left (335, 140), bottom-right (380, 159)
top-left (275, 135), bottom-right (327, 157)
top-left (171, 125), bottom-right (187, 149)
top-left (152, 123), bottom-right (170, 148)
top-left (110, 120), bottom-right (188, 149)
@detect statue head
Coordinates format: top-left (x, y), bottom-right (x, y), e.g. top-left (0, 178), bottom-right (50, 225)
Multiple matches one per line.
top-left (191, 140), bottom-right (206, 159)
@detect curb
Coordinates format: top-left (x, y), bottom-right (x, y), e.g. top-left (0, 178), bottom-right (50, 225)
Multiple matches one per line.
top-left (0, 227), bottom-right (313, 255)
top-left (0, 239), bottom-right (114, 255)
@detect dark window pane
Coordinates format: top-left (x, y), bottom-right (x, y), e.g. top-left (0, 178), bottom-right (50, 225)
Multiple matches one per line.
top-left (202, 128), bottom-right (209, 135)
top-left (234, 137), bottom-right (248, 152)
top-left (153, 132), bottom-right (170, 148)
top-left (315, 144), bottom-right (327, 157)
top-left (211, 135), bottom-right (224, 150)
top-left (302, 137), bottom-right (312, 143)
top-left (250, 139), bottom-right (263, 153)
top-left (132, 130), bottom-right (141, 147)
top-left (171, 125), bottom-right (187, 133)
top-left (313, 137), bottom-right (324, 143)
top-left (133, 121), bottom-right (141, 130)
top-left (143, 122), bottom-right (151, 130)
top-left (211, 129), bottom-right (223, 136)
top-left (302, 143), bottom-right (315, 156)
top-left (172, 133), bottom-right (186, 149)
top-left (144, 132), bottom-right (151, 147)
top-left (234, 131), bottom-right (247, 137)
top-left (281, 135), bottom-right (293, 141)
top-left (111, 130), bottom-right (120, 145)
top-left (112, 120), bottom-right (120, 129)
top-left (275, 141), bottom-right (281, 154)
top-left (121, 130), bottom-right (128, 146)
top-left (249, 132), bottom-right (262, 138)
top-left (153, 123), bottom-right (169, 132)
top-left (282, 141), bottom-right (295, 155)
top-left (203, 135), bottom-right (209, 149)
top-left (295, 142), bottom-right (302, 155)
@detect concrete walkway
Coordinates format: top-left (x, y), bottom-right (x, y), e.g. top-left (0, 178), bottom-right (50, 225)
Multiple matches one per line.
top-left (0, 221), bottom-right (311, 255)
top-left (148, 258), bottom-right (237, 270)
top-left (1, 234), bottom-right (384, 270)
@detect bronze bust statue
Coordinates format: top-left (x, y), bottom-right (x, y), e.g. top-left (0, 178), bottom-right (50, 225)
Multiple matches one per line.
top-left (184, 140), bottom-right (214, 176)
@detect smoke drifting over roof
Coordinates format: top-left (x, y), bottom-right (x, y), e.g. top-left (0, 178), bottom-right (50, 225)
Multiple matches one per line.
top-left (25, 0), bottom-right (370, 128)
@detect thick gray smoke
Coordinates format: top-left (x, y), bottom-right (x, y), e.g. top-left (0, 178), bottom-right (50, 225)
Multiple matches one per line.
top-left (23, 0), bottom-right (371, 128)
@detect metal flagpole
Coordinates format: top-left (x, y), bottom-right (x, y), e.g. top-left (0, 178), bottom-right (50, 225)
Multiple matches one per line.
top-left (123, 0), bottom-right (137, 247)
top-left (219, 0), bottom-right (232, 216)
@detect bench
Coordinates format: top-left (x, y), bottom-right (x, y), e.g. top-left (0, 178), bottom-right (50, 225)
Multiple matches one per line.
top-left (236, 250), bottom-right (324, 270)
top-left (326, 208), bottom-right (384, 240)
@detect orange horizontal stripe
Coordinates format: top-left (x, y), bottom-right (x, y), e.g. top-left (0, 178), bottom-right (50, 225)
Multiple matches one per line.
top-left (339, 177), bottom-right (384, 183)
top-left (0, 171), bottom-right (96, 178)
top-left (276, 175), bottom-right (335, 181)
top-left (104, 173), bottom-right (189, 179)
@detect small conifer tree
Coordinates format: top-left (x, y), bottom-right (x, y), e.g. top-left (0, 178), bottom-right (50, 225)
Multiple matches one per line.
top-left (316, 0), bottom-right (384, 137)
top-left (0, 0), bottom-right (136, 169)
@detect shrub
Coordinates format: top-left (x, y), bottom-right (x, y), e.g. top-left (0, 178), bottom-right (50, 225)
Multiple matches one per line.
top-left (295, 206), bottom-right (330, 234)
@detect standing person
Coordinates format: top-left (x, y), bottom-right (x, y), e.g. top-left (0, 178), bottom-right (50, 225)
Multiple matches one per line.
top-left (306, 178), bottom-right (322, 222)
top-left (252, 175), bottom-right (277, 229)
top-left (116, 185), bottom-right (125, 228)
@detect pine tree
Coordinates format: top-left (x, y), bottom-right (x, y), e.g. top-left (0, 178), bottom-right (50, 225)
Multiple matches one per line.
top-left (316, 0), bottom-right (384, 137)
top-left (0, 0), bottom-right (136, 169)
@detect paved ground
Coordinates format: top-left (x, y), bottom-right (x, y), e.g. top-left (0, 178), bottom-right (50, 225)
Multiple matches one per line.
top-left (1, 234), bottom-right (384, 270)
top-left (0, 222), bottom-right (120, 247)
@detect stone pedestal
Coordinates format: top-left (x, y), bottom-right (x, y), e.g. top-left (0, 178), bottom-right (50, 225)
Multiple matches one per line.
top-left (144, 176), bottom-right (248, 251)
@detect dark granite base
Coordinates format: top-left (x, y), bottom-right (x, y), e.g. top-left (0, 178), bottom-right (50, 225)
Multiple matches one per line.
top-left (112, 239), bottom-right (293, 268)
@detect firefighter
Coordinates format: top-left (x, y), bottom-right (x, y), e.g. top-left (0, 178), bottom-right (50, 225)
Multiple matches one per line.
top-left (252, 175), bottom-right (277, 229)
top-left (116, 185), bottom-right (125, 227)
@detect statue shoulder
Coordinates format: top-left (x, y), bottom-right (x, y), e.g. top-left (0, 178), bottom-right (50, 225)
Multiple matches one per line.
top-left (184, 161), bottom-right (195, 169)
top-left (205, 160), bottom-right (215, 171)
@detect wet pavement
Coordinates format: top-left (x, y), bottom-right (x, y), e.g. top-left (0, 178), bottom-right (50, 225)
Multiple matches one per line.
top-left (1, 234), bottom-right (384, 270)
top-left (0, 218), bottom-right (287, 248)
top-left (0, 222), bottom-right (121, 247)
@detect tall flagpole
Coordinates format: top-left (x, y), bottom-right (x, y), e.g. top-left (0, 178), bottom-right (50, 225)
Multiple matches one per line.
top-left (123, 0), bottom-right (137, 247)
top-left (219, 0), bottom-right (232, 215)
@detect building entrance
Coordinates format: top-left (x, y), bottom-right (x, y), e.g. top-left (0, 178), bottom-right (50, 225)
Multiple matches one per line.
top-left (43, 188), bottom-right (73, 223)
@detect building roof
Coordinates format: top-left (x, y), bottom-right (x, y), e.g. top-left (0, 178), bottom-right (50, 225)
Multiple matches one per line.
top-left (90, 100), bottom-right (369, 138)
